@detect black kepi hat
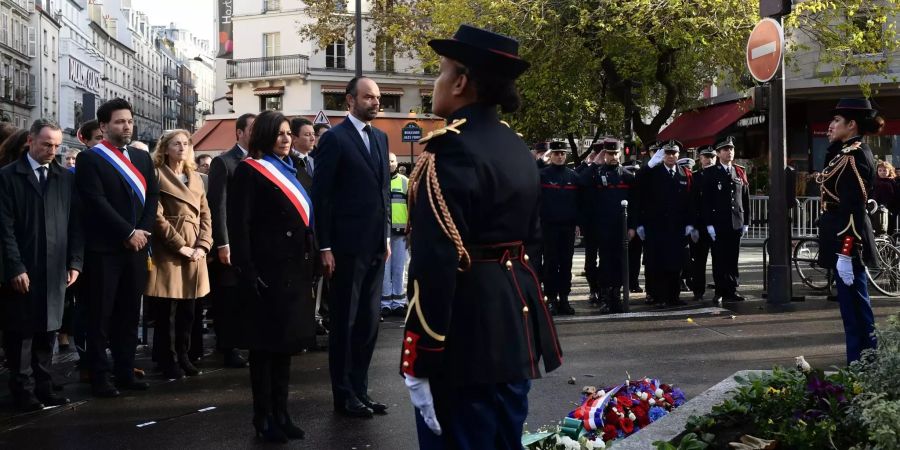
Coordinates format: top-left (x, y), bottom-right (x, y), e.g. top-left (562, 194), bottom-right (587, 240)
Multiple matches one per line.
top-left (698, 145), bottom-right (716, 157)
top-left (548, 141), bottom-right (569, 153)
top-left (831, 98), bottom-right (877, 118)
top-left (428, 24), bottom-right (530, 79)
top-left (714, 136), bottom-right (735, 151)
top-left (664, 140), bottom-right (683, 153)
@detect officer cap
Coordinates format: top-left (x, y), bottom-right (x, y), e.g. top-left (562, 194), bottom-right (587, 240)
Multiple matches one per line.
top-left (714, 136), bottom-right (735, 151)
top-left (664, 140), bottom-right (683, 153)
top-left (831, 98), bottom-right (877, 118)
top-left (548, 141), bottom-right (569, 153)
top-left (428, 24), bottom-right (530, 79)
top-left (698, 145), bottom-right (716, 157)
top-left (589, 141), bottom-right (605, 153)
top-left (602, 138), bottom-right (620, 152)
top-left (534, 142), bottom-right (549, 152)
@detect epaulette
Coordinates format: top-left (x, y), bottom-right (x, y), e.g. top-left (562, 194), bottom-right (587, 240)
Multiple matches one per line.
top-left (418, 118), bottom-right (467, 144)
top-left (499, 120), bottom-right (523, 137)
top-left (841, 141), bottom-right (863, 154)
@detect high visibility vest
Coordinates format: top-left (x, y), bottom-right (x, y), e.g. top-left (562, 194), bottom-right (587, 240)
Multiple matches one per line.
top-left (390, 173), bottom-right (409, 231)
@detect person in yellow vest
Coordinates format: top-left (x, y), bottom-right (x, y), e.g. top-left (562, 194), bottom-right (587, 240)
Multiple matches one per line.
top-left (382, 152), bottom-right (409, 316)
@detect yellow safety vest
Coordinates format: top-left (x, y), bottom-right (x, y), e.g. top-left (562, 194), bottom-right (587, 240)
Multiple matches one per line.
top-left (390, 173), bottom-right (409, 231)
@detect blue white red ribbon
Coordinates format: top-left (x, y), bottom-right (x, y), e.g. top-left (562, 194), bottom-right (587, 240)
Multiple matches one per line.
top-left (244, 157), bottom-right (313, 227)
top-left (91, 140), bottom-right (147, 204)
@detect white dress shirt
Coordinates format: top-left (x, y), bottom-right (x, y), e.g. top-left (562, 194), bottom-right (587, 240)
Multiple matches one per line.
top-left (25, 153), bottom-right (50, 184)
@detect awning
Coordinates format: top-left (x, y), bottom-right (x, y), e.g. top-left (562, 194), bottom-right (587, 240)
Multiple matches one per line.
top-left (321, 85), bottom-right (345, 94)
top-left (657, 98), bottom-right (753, 148)
top-left (420, 89), bottom-right (433, 97)
top-left (253, 86), bottom-right (284, 96)
top-left (193, 119), bottom-right (236, 153)
top-left (380, 87), bottom-right (404, 96)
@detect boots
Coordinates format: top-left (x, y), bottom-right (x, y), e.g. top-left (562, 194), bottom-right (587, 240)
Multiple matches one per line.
top-left (179, 354), bottom-right (202, 377)
top-left (557, 295), bottom-right (575, 315)
top-left (546, 293), bottom-right (558, 315)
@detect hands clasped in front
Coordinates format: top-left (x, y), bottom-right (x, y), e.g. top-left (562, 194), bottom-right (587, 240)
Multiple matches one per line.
top-left (124, 229), bottom-right (151, 251)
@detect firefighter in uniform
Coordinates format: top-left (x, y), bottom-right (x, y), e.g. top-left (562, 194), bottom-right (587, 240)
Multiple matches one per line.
top-left (540, 142), bottom-right (579, 315)
top-left (701, 137), bottom-right (750, 303)
top-left (400, 25), bottom-right (562, 449)
top-left (689, 145), bottom-right (716, 301)
top-left (818, 98), bottom-right (882, 364)
top-left (381, 153), bottom-right (409, 315)
top-left (637, 140), bottom-right (694, 306)
top-left (584, 141), bottom-right (636, 312)
top-left (577, 143), bottom-right (603, 306)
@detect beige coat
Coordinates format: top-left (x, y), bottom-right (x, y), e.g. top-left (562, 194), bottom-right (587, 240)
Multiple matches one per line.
top-left (145, 165), bottom-right (212, 299)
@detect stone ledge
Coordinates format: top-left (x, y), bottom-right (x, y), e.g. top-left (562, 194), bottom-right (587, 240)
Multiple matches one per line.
top-left (611, 370), bottom-right (768, 449)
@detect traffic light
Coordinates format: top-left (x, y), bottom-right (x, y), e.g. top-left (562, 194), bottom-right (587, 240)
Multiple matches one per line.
top-left (623, 141), bottom-right (634, 156)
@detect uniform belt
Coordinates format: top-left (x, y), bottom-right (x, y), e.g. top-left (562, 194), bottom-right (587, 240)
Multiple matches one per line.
top-left (467, 241), bottom-right (524, 262)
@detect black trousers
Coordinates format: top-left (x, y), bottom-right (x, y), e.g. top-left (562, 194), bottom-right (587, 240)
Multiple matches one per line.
top-left (151, 297), bottom-right (196, 367)
top-left (690, 235), bottom-right (712, 297)
top-left (328, 252), bottom-right (383, 404)
top-left (711, 228), bottom-right (741, 297)
top-left (583, 235), bottom-right (600, 293)
top-left (628, 236), bottom-right (643, 289)
top-left (84, 250), bottom-right (147, 381)
top-left (542, 224), bottom-right (576, 298)
top-left (3, 330), bottom-right (54, 398)
top-left (60, 286), bottom-right (76, 335)
top-left (189, 296), bottom-right (205, 360)
top-left (647, 268), bottom-right (681, 305)
top-left (597, 237), bottom-right (626, 289)
top-left (249, 350), bottom-right (291, 417)
top-left (209, 261), bottom-right (241, 352)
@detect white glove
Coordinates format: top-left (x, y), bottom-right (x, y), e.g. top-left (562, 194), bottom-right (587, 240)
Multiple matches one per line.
top-left (741, 225), bottom-right (749, 237)
top-left (685, 225), bottom-right (695, 237)
top-left (647, 148), bottom-right (665, 168)
top-left (690, 229), bottom-right (700, 243)
top-left (636, 226), bottom-right (646, 241)
top-left (706, 225), bottom-right (716, 242)
top-left (836, 254), bottom-right (854, 286)
top-left (404, 375), bottom-right (442, 436)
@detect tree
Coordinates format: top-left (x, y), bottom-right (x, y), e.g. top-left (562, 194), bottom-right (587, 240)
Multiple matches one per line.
top-left (299, 0), bottom-right (900, 149)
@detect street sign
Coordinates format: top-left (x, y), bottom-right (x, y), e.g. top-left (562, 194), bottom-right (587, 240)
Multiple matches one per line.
top-left (313, 110), bottom-right (330, 125)
top-left (746, 18), bottom-right (784, 83)
top-left (402, 122), bottom-right (423, 143)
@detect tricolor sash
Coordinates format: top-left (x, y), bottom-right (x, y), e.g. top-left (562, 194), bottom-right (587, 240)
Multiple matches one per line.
top-left (244, 157), bottom-right (313, 227)
top-left (91, 141), bottom-right (147, 204)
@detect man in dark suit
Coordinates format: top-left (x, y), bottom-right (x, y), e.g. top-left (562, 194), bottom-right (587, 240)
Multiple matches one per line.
top-left (0, 119), bottom-right (83, 411)
top-left (290, 117), bottom-right (316, 189)
top-left (75, 98), bottom-right (159, 397)
top-left (207, 113), bottom-right (256, 369)
top-left (313, 76), bottom-right (391, 418)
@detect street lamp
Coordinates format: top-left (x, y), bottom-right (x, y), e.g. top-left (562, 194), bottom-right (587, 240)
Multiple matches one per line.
top-left (355, 0), bottom-right (362, 77)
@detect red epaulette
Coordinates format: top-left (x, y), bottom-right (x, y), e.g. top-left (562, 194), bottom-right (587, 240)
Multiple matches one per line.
top-left (734, 164), bottom-right (748, 185)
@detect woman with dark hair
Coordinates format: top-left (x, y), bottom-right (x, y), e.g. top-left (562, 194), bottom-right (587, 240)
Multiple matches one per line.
top-left (227, 110), bottom-right (315, 442)
top-left (816, 98), bottom-right (885, 364)
top-left (0, 129), bottom-right (29, 167)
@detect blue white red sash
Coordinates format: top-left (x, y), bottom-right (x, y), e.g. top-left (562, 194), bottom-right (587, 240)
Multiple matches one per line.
top-left (91, 141), bottom-right (147, 204)
top-left (244, 157), bottom-right (313, 227)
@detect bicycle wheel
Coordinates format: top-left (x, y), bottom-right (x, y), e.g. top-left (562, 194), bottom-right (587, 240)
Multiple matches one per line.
top-left (867, 238), bottom-right (900, 297)
top-left (793, 238), bottom-right (830, 290)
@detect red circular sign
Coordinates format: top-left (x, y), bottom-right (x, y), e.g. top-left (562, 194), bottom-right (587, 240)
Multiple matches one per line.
top-left (746, 18), bottom-right (784, 83)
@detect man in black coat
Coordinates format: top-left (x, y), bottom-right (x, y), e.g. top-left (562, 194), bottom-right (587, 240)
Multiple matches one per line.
top-left (539, 144), bottom-right (579, 315)
top-left (637, 141), bottom-right (694, 306)
top-left (689, 146), bottom-right (717, 301)
top-left (701, 137), bottom-right (750, 303)
top-left (312, 76), bottom-right (391, 418)
top-left (75, 98), bottom-right (159, 397)
top-left (207, 113), bottom-right (255, 369)
top-left (0, 120), bottom-right (83, 411)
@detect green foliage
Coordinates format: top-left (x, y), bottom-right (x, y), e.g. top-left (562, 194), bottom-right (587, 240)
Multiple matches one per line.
top-left (653, 432), bottom-right (710, 450)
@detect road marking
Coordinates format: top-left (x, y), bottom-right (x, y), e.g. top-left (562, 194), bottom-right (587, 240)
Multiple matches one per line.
top-left (552, 307), bottom-right (729, 323)
top-left (136, 421), bottom-right (156, 428)
top-left (198, 407), bottom-right (216, 412)
top-left (751, 42), bottom-right (776, 59)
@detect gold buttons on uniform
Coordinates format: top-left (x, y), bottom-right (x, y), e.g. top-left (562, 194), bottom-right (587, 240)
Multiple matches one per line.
top-left (505, 260), bottom-right (513, 270)
top-left (404, 349), bottom-right (410, 355)
top-left (406, 337), bottom-right (413, 343)
top-left (286, 231), bottom-right (293, 237)
top-left (523, 306), bottom-right (529, 313)
top-left (524, 254), bottom-right (530, 262)
top-left (402, 361), bottom-right (409, 367)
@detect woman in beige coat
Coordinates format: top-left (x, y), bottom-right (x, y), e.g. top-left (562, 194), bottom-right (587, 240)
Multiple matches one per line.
top-left (146, 130), bottom-right (212, 379)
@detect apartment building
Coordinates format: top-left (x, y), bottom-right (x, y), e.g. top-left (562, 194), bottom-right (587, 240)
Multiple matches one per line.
top-left (0, 0), bottom-right (35, 129)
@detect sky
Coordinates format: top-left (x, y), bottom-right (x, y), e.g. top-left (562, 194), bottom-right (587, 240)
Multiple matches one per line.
top-left (131, 0), bottom-right (216, 44)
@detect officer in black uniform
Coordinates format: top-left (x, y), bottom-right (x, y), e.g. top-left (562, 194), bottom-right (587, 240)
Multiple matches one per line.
top-left (534, 142), bottom-right (549, 169)
top-left (701, 136), bottom-right (750, 303)
top-left (400, 24), bottom-right (563, 450)
top-left (586, 141), bottom-right (636, 312)
top-left (540, 142), bottom-right (579, 315)
top-left (577, 143), bottom-right (602, 305)
top-left (818, 98), bottom-right (881, 364)
top-left (689, 145), bottom-right (716, 301)
top-left (637, 140), bottom-right (694, 306)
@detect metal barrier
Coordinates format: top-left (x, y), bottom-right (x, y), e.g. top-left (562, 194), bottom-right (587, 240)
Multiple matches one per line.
top-left (746, 196), bottom-right (821, 242)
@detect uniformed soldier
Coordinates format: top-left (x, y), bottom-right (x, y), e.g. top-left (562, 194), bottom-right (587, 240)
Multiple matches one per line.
top-left (540, 142), bottom-right (579, 315)
top-left (701, 136), bottom-right (750, 303)
top-left (400, 24), bottom-right (562, 449)
top-left (577, 143), bottom-right (603, 306)
top-left (689, 145), bottom-right (716, 301)
top-left (818, 98), bottom-right (882, 364)
top-left (636, 140), bottom-right (694, 306)
top-left (584, 140), bottom-right (636, 312)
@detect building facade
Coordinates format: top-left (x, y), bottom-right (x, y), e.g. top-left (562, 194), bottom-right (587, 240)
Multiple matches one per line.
top-left (31, 0), bottom-right (60, 125)
top-left (57, 0), bottom-right (104, 147)
top-left (126, 8), bottom-right (163, 144)
top-left (0, 0), bottom-right (35, 129)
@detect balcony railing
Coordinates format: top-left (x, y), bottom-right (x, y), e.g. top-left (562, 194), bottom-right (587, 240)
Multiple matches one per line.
top-left (264, 0), bottom-right (281, 12)
top-left (226, 54), bottom-right (309, 80)
top-left (164, 68), bottom-right (177, 79)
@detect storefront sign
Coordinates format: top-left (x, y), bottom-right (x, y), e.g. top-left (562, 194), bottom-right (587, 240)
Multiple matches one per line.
top-left (68, 58), bottom-right (101, 93)
top-left (737, 115), bottom-right (767, 128)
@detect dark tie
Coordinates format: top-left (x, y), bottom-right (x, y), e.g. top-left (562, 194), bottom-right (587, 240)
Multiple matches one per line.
top-left (37, 166), bottom-right (47, 189)
top-left (669, 168), bottom-right (675, 178)
top-left (363, 125), bottom-right (379, 165)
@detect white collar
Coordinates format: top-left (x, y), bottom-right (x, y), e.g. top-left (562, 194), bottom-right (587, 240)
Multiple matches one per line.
top-left (237, 144), bottom-right (248, 157)
top-left (347, 113), bottom-right (369, 133)
top-left (26, 153), bottom-right (49, 172)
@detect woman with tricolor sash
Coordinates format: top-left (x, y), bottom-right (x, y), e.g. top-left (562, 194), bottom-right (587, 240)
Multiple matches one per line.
top-left (227, 110), bottom-right (315, 442)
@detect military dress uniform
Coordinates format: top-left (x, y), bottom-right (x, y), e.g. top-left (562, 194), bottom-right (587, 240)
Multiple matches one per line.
top-left (700, 140), bottom-right (750, 302)
top-left (540, 154), bottom-right (579, 315)
top-left (584, 160), bottom-right (636, 312)
top-left (689, 146), bottom-right (716, 301)
top-left (576, 145), bottom-right (602, 304)
top-left (817, 99), bottom-right (880, 364)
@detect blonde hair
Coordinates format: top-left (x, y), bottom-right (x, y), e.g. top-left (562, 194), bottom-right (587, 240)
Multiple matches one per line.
top-left (153, 129), bottom-right (196, 174)
top-left (877, 160), bottom-right (896, 179)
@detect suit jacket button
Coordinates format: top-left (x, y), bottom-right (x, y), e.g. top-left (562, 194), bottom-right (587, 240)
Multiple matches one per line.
top-left (286, 231), bottom-right (293, 237)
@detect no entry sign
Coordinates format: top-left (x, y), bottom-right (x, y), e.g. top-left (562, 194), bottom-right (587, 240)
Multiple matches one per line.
top-left (746, 18), bottom-right (784, 83)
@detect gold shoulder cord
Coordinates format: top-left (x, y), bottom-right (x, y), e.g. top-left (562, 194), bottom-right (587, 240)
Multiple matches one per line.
top-left (817, 149), bottom-right (868, 209)
top-left (408, 119), bottom-right (471, 271)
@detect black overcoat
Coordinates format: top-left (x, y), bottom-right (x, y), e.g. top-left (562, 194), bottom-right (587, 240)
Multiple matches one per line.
top-left (637, 163), bottom-right (693, 271)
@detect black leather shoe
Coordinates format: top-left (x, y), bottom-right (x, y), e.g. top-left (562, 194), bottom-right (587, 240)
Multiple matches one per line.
top-left (335, 398), bottom-right (374, 418)
top-left (253, 414), bottom-right (289, 443)
top-left (274, 411), bottom-right (305, 439)
top-left (92, 377), bottom-right (120, 398)
top-left (115, 379), bottom-right (150, 391)
top-left (160, 364), bottom-right (185, 380)
top-left (13, 394), bottom-right (44, 412)
top-left (224, 349), bottom-right (248, 369)
top-left (692, 294), bottom-right (704, 302)
top-left (725, 295), bottom-right (746, 302)
top-left (37, 392), bottom-right (71, 406)
top-left (358, 395), bottom-right (388, 414)
top-left (630, 286), bottom-right (644, 293)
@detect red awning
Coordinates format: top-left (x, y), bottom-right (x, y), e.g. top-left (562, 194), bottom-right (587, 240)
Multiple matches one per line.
top-left (193, 119), bottom-right (236, 154)
top-left (657, 99), bottom-right (753, 148)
